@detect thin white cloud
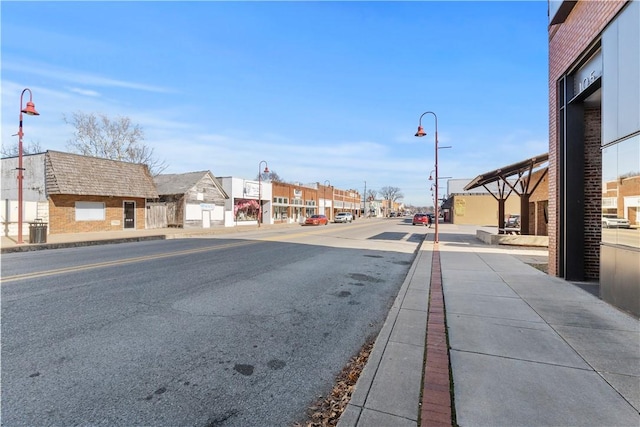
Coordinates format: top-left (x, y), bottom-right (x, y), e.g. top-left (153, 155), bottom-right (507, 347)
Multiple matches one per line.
top-left (3, 61), bottom-right (176, 94)
top-left (68, 87), bottom-right (101, 97)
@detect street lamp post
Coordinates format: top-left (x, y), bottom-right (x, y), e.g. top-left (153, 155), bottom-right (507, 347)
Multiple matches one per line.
top-left (17, 88), bottom-right (40, 244)
top-left (415, 111), bottom-right (439, 243)
top-left (323, 180), bottom-right (331, 220)
top-left (258, 160), bottom-right (269, 227)
top-left (428, 169), bottom-right (436, 220)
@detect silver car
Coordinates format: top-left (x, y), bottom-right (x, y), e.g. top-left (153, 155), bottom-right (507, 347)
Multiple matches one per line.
top-left (334, 212), bottom-right (353, 223)
top-left (602, 214), bottom-right (630, 228)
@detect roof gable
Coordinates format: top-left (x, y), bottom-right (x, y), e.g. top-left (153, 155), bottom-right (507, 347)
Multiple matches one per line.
top-left (154, 170), bottom-right (229, 198)
top-left (45, 150), bottom-right (158, 198)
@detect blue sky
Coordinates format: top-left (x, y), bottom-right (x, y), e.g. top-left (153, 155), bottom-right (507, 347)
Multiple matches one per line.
top-left (1, 1), bottom-right (549, 206)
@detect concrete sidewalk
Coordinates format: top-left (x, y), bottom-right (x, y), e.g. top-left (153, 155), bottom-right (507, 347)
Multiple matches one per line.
top-left (339, 225), bottom-right (639, 427)
top-left (2, 224), bottom-right (638, 426)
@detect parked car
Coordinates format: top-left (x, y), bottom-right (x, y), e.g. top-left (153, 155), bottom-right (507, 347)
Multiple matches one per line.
top-left (412, 213), bottom-right (429, 226)
top-left (602, 214), bottom-right (630, 228)
top-left (334, 212), bottom-right (353, 223)
top-left (505, 215), bottom-right (520, 228)
top-left (304, 214), bottom-right (328, 226)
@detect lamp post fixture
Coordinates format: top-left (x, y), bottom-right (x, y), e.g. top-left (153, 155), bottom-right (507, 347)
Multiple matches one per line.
top-left (258, 160), bottom-right (269, 227)
top-left (415, 111), bottom-right (439, 243)
top-left (323, 180), bottom-right (331, 220)
top-left (17, 88), bottom-right (40, 244)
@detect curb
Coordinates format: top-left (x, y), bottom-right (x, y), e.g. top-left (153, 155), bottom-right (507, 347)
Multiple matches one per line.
top-left (338, 233), bottom-right (433, 426)
top-left (1, 235), bottom-right (167, 254)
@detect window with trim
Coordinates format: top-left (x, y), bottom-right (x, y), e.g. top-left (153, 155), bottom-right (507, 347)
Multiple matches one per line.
top-left (273, 197), bottom-right (289, 204)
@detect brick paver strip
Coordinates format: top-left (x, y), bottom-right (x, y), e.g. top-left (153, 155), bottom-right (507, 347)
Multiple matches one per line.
top-left (420, 243), bottom-right (453, 427)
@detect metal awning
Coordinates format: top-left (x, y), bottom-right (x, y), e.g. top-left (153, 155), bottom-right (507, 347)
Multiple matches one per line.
top-left (464, 153), bottom-right (549, 192)
top-left (464, 153), bottom-right (549, 234)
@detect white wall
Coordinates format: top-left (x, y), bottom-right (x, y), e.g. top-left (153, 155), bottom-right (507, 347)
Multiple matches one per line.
top-left (1, 153), bottom-right (49, 236)
top-left (218, 176), bottom-right (273, 227)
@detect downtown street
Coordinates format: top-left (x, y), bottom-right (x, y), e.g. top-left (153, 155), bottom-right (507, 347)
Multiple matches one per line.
top-left (1, 218), bottom-right (427, 426)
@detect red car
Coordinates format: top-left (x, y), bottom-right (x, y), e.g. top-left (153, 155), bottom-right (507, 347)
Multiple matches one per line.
top-left (412, 213), bottom-right (430, 226)
top-left (305, 214), bottom-right (329, 226)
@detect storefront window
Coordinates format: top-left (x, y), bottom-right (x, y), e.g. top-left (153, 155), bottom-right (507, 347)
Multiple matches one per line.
top-left (273, 206), bottom-right (288, 221)
top-left (234, 199), bottom-right (259, 222)
top-left (601, 135), bottom-right (640, 248)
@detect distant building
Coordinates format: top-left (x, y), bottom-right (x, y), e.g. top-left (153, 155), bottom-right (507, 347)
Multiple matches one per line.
top-left (446, 179), bottom-right (521, 227)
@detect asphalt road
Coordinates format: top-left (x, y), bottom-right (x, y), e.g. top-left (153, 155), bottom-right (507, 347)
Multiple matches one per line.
top-left (1, 218), bottom-right (428, 426)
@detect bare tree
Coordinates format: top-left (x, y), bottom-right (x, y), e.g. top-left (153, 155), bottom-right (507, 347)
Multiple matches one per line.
top-left (1, 141), bottom-right (43, 158)
top-left (63, 112), bottom-right (168, 175)
top-left (379, 186), bottom-right (404, 203)
top-left (365, 189), bottom-right (377, 201)
top-left (379, 186), bottom-right (404, 215)
top-left (256, 170), bottom-right (283, 183)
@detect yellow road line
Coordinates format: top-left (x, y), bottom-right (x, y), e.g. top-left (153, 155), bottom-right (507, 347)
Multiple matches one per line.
top-left (1, 240), bottom-right (258, 283)
top-left (2, 222), bottom-right (380, 283)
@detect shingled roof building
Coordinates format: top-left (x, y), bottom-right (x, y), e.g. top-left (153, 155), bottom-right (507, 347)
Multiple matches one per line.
top-left (153, 171), bottom-right (228, 229)
top-left (1, 150), bottom-right (158, 236)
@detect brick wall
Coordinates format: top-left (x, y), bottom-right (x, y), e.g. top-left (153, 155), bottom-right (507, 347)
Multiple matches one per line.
top-left (49, 195), bottom-right (147, 234)
top-left (548, 0), bottom-right (628, 276)
top-left (536, 201), bottom-right (549, 236)
top-left (584, 107), bottom-right (602, 279)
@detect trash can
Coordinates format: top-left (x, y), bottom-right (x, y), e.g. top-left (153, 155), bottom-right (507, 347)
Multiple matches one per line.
top-left (29, 220), bottom-right (48, 244)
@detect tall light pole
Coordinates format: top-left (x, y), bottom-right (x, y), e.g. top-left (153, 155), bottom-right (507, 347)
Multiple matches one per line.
top-left (17, 88), bottom-right (40, 244)
top-left (428, 169), bottom-right (435, 217)
top-left (415, 111), bottom-right (439, 243)
top-left (323, 180), bottom-right (331, 220)
top-left (258, 160), bottom-right (269, 227)
top-left (363, 181), bottom-right (367, 218)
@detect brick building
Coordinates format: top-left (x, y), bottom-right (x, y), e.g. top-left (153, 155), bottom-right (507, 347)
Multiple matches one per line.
top-left (271, 181), bottom-right (319, 224)
top-left (332, 187), bottom-right (362, 218)
top-left (549, 0), bottom-right (639, 316)
top-left (268, 182), bottom-right (361, 224)
top-left (1, 151), bottom-right (158, 236)
top-left (46, 151), bottom-right (158, 234)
